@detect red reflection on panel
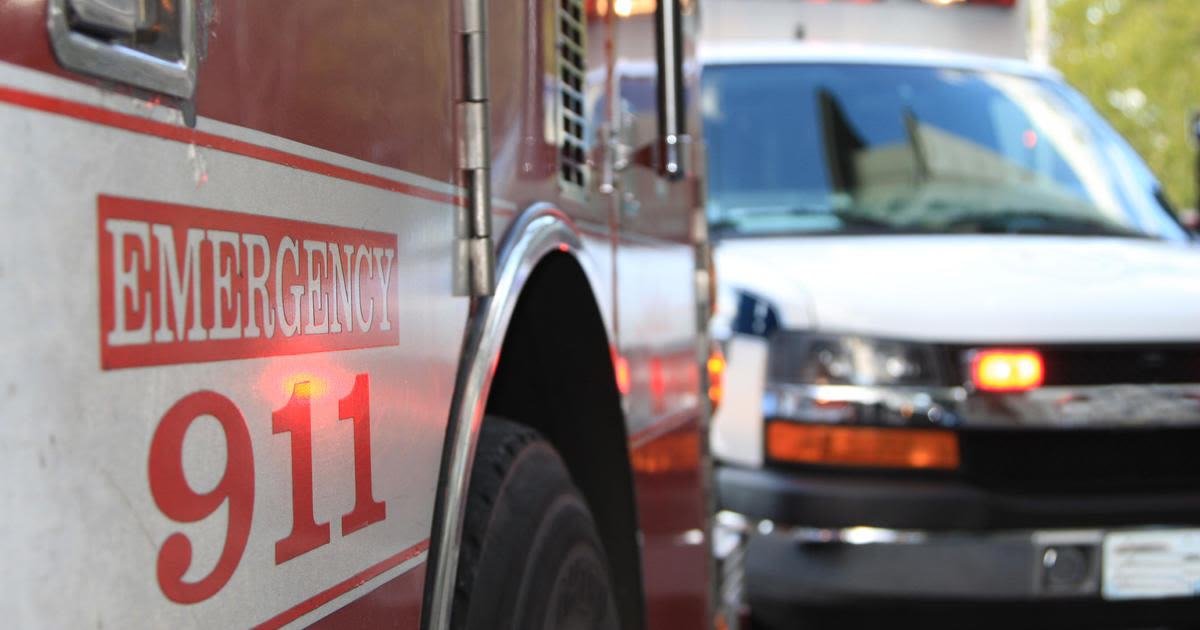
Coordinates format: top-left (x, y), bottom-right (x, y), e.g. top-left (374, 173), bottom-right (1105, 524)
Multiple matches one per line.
top-left (631, 413), bottom-right (709, 630)
top-left (632, 431), bottom-right (701, 474)
top-left (256, 357), bottom-right (354, 411)
top-left (649, 357), bottom-right (666, 413)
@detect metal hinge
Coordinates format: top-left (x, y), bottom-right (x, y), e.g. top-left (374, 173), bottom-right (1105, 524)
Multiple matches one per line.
top-left (452, 0), bottom-right (495, 297)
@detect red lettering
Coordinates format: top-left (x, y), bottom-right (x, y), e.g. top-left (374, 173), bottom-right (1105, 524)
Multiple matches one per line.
top-left (150, 372), bottom-right (388, 602)
top-left (339, 374), bottom-right (386, 535)
top-left (149, 391), bottom-right (255, 604)
top-left (272, 381), bottom-right (331, 564)
top-left (98, 196), bottom-right (400, 370)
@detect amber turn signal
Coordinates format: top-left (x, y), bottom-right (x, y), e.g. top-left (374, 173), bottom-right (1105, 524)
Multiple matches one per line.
top-left (707, 347), bottom-right (725, 409)
top-left (766, 422), bottom-right (960, 470)
top-left (971, 350), bottom-right (1044, 392)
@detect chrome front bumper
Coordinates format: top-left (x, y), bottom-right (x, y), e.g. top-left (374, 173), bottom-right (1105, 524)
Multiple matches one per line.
top-left (764, 382), bottom-right (1200, 429)
top-left (715, 513), bottom-right (1200, 630)
top-left (715, 512), bottom-right (1109, 604)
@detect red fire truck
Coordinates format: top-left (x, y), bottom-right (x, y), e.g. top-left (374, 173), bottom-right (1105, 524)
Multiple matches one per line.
top-left (0, 0), bottom-right (712, 628)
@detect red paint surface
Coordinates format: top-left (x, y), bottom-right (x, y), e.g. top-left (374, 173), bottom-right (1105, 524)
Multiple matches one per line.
top-left (305, 560), bottom-right (427, 630)
top-left (251, 541), bottom-right (429, 630)
top-left (0, 1), bottom-right (456, 183)
top-left (631, 412), bottom-right (710, 630)
top-left (0, 0), bottom-right (69, 80)
top-left (97, 196), bottom-right (401, 369)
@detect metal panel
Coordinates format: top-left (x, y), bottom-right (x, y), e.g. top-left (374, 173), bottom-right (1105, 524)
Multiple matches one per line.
top-left (0, 60), bottom-right (465, 628)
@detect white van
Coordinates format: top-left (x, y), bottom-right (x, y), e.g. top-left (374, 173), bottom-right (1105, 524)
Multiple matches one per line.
top-left (704, 43), bottom-right (1200, 628)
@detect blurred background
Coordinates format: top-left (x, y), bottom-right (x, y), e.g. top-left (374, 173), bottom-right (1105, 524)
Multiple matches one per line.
top-left (1045, 0), bottom-right (1200, 215)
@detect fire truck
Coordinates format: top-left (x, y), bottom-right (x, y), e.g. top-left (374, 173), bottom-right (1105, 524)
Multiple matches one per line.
top-left (0, 0), bottom-right (712, 628)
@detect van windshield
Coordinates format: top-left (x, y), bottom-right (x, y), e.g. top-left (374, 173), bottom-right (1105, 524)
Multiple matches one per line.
top-left (701, 63), bottom-right (1187, 241)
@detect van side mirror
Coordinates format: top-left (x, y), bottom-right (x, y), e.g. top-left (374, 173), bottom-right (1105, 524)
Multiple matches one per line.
top-left (1192, 111), bottom-right (1200, 226)
top-left (1181, 207), bottom-right (1200, 234)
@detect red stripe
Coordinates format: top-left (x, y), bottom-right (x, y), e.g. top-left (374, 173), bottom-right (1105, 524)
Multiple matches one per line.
top-left (0, 85), bottom-right (465, 207)
top-left (250, 538), bottom-right (430, 630)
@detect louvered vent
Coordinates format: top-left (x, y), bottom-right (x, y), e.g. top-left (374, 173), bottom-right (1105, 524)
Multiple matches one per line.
top-left (556, 0), bottom-right (587, 192)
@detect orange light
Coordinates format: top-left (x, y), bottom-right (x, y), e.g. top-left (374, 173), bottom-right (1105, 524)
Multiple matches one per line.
top-left (608, 0), bottom-right (655, 17)
top-left (972, 350), bottom-right (1044, 392)
top-left (256, 357), bottom-right (353, 408)
top-left (615, 355), bottom-right (631, 395)
top-left (766, 422), bottom-right (960, 470)
top-left (278, 372), bottom-right (330, 399)
top-left (707, 348), bottom-right (725, 409)
top-left (707, 352), bottom-right (725, 376)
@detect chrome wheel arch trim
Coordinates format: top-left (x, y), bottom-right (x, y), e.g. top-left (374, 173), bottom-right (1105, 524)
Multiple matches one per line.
top-left (424, 202), bottom-right (607, 630)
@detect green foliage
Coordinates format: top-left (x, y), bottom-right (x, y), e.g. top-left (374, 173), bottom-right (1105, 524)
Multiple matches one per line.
top-left (1051, 0), bottom-right (1200, 210)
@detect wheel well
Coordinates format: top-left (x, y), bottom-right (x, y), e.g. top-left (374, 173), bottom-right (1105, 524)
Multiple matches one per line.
top-left (485, 251), bottom-right (646, 630)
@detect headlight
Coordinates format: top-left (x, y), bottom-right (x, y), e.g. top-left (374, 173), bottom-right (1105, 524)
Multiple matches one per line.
top-left (768, 332), bottom-right (942, 387)
top-left (762, 332), bottom-right (960, 469)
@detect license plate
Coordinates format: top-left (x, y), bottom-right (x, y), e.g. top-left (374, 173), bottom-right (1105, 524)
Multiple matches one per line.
top-left (1102, 529), bottom-right (1200, 600)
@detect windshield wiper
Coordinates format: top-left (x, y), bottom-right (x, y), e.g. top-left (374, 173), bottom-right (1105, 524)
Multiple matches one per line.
top-left (711, 205), bottom-right (906, 236)
top-left (942, 210), bottom-right (1149, 239)
top-left (829, 210), bottom-right (896, 231)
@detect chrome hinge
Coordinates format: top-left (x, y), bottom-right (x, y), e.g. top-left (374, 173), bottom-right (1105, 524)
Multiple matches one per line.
top-left (452, 0), bottom-right (494, 297)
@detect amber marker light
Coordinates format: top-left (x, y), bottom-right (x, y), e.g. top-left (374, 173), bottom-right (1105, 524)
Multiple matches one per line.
top-left (766, 422), bottom-right (960, 470)
top-left (614, 355), bottom-right (631, 395)
top-left (971, 350), bottom-right (1044, 392)
top-left (707, 347), bottom-right (725, 409)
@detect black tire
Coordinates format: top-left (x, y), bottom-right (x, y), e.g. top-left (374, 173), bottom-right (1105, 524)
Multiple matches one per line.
top-left (451, 416), bottom-right (620, 630)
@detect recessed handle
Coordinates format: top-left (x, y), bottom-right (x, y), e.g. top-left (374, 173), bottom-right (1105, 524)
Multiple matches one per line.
top-left (48, 0), bottom-right (197, 99)
top-left (68, 0), bottom-right (156, 36)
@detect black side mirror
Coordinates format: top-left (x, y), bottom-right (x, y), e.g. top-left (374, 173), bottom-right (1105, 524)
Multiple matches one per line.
top-left (1181, 207), bottom-right (1199, 234)
top-left (1192, 111), bottom-right (1200, 226)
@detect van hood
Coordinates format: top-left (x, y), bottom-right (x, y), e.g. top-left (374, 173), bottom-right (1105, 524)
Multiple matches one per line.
top-left (713, 235), bottom-right (1200, 343)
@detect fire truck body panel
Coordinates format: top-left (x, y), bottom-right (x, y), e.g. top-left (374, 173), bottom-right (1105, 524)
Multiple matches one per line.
top-left (0, 0), bottom-right (709, 627)
top-left (0, 59), bottom-right (462, 628)
top-left (0, 0), bottom-right (459, 183)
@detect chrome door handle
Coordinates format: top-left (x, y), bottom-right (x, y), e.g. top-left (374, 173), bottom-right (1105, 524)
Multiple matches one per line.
top-left (68, 0), bottom-right (156, 36)
top-left (48, 0), bottom-right (198, 99)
